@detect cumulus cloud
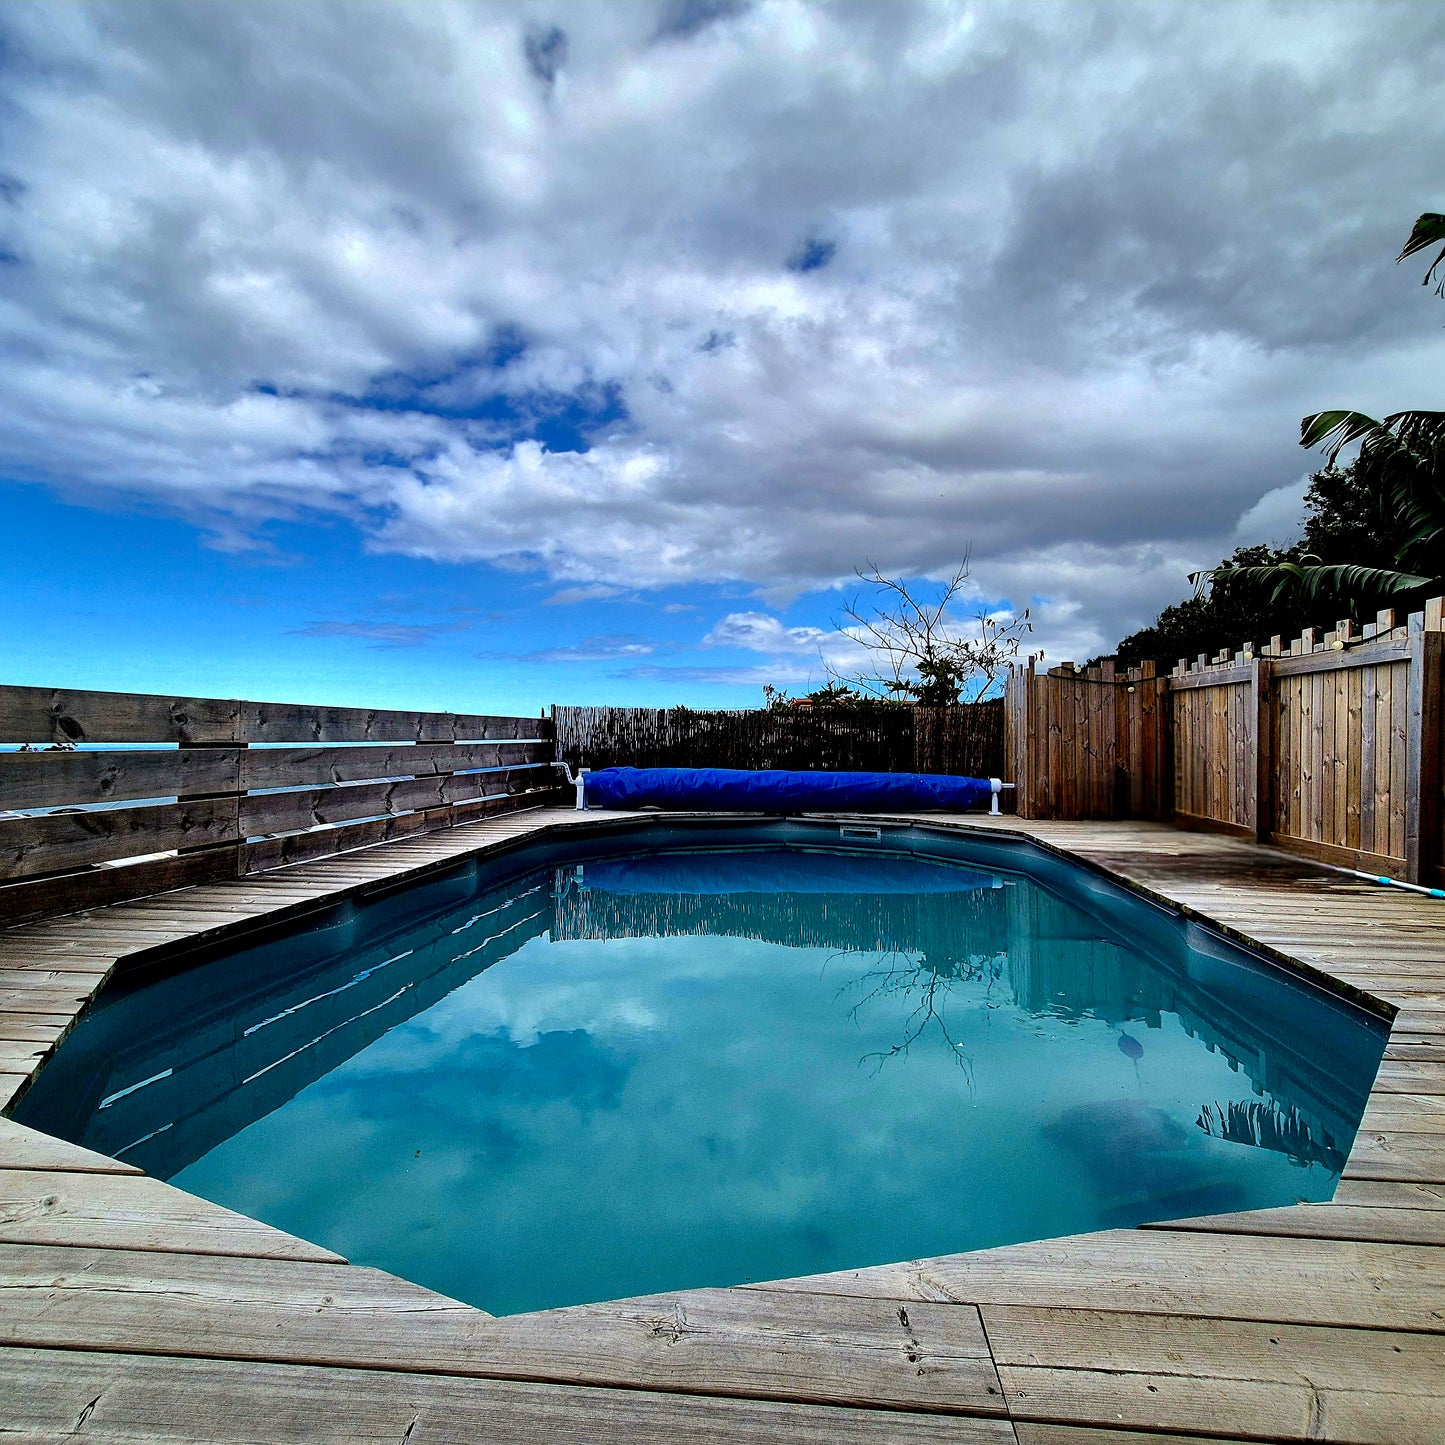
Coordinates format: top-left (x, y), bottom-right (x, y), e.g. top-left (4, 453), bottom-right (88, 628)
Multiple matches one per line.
top-left (1232, 477), bottom-right (1310, 550)
top-left (1, 0), bottom-right (1441, 659)
top-left (703, 611), bottom-right (828, 653)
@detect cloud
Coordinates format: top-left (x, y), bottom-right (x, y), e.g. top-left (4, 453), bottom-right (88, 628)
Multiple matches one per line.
top-left (1232, 477), bottom-right (1309, 550)
top-left (290, 619), bottom-right (471, 650)
top-left (493, 634), bottom-right (658, 664)
top-left (0, 0), bottom-right (1441, 658)
top-left (544, 583), bottom-right (628, 606)
top-left (703, 611), bottom-right (827, 653)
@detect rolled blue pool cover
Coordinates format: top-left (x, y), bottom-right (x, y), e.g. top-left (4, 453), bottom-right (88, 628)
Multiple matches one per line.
top-left (583, 766), bottom-right (994, 813)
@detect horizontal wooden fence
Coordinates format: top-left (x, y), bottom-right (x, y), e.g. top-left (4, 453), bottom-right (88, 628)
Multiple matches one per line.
top-left (0, 685), bottom-right (559, 925)
top-left (1005, 598), bottom-right (1445, 886)
top-left (553, 702), bottom-right (1006, 779)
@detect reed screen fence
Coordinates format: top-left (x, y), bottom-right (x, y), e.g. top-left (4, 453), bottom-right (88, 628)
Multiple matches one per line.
top-left (553, 702), bottom-right (1006, 780)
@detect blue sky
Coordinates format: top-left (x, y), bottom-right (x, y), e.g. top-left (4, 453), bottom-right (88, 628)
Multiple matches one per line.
top-left (2, 481), bottom-right (854, 713)
top-left (1, 1), bottom-right (1440, 713)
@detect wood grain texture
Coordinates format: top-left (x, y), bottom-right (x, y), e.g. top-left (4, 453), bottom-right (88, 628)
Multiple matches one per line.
top-left (0, 747), bottom-right (240, 810)
top-left (463, 1287), bottom-right (1005, 1414)
top-left (237, 767), bottom-right (546, 835)
top-left (0, 1119), bottom-right (142, 1175)
top-left (0, 1346), bottom-right (1014, 1445)
top-left (985, 1304), bottom-right (1445, 1443)
top-left (240, 740), bottom-right (551, 790)
top-left (0, 799), bottom-right (239, 880)
top-left (0, 687), bottom-right (241, 745)
top-left (240, 702), bottom-right (546, 745)
top-left (0, 1170), bottom-right (344, 1261)
top-left (744, 1228), bottom-right (1445, 1332)
top-left (1141, 1201), bottom-right (1445, 1245)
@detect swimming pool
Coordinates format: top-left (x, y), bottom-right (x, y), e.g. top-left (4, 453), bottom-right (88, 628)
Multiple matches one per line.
top-left (14, 818), bottom-right (1389, 1316)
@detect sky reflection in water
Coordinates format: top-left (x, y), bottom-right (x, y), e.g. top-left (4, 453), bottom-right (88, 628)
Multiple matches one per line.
top-left (15, 830), bottom-right (1387, 1316)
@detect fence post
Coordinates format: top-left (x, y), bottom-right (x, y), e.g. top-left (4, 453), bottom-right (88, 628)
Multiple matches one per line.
top-left (1249, 657), bottom-right (1274, 843)
top-left (1404, 612), bottom-right (1443, 885)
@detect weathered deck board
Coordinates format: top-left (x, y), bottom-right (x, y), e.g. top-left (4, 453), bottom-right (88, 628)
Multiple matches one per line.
top-left (0, 1346), bottom-right (1013, 1444)
top-left (742, 1228), bottom-right (1445, 1333)
top-left (1, 809), bottom-right (1443, 1441)
top-left (0, 1243), bottom-right (502, 1361)
top-left (1014, 1431), bottom-right (1252, 1445)
top-left (0, 1119), bottom-right (142, 1175)
top-left (998, 1364), bottom-right (1432, 1443)
top-left (1142, 1201), bottom-right (1445, 1245)
top-left (985, 1305), bottom-right (1445, 1442)
top-left (0, 1170), bottom-right (344, 1262)
top-left (983, 1303), bottom-right (1445, 1392)
top-left (437, 1287), bottom-right (1007, 1414)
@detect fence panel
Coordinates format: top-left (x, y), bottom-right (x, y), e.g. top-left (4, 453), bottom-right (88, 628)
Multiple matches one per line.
top-left (1003, 661), bottom-right (1169, 821)
top-left (1260, 650), bottom-right (1411, 869)
top-left (0, 685), bottom-right (557, 925)
top-left (1172, 671), bottom-right (1252, 835)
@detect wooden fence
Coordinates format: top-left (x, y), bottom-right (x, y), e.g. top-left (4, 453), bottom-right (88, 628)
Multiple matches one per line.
top-left (1004, 597), bottom-right (1445, 885)
top-left (553, 702), bottom-right (1006, 779)
top-left (0, 685), bottom-right (559, 925)
top-left (1004, 661), bottom-right (1171, 822)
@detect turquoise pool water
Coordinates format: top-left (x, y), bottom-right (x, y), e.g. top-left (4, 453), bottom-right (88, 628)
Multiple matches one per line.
top-left (14, 820), bottom-right (1388, 1316)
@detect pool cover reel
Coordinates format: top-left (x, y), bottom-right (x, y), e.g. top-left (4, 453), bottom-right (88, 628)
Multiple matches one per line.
top-left (578, 766), bottom-right (999, 813)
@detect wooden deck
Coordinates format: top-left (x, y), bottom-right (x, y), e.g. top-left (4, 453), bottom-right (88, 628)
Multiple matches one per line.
top-left (1, 807), bottom-right (1442, 1443)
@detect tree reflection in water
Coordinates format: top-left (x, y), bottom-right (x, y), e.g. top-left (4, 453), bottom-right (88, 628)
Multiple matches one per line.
top-left (830, 942), bottom-right (1010, 1082)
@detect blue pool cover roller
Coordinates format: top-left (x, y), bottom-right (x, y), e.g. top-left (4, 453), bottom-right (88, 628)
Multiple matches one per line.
top-left (582, 766), bottom-right (994, 813)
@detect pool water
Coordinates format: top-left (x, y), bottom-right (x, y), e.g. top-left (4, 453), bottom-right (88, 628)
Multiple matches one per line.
top-left (14, 820), bottom-right (1389, 1316)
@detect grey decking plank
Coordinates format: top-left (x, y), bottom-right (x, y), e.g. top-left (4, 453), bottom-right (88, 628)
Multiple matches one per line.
top-left (742, 1229), bottom-right (1445, 1333)
top-left (449, 1286), bottom-right (1007, 1415)
top-left (981, 1302), bottom-right (1445, 1389)
top-left (0, 1119), bottom-right (142, 1175)
top-left (1140, 1201), bottom-right (1445, 1245)
top-left (0, 1243), bottom-right (501, 1364)
top-left (0, 1346), bottom-right (1012, 1444)
top-left (997, 1363), bottom-right (1433, 1443)
top-left (0, 1169), bottom-right (344, 1263)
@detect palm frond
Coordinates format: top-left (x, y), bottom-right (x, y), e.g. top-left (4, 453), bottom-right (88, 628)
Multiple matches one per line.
top-left (1383, 408), bottom-right (1445, 449)
top-left (1398, 212), bottom-right (1445, 295)
top-left (1302, 411), bottom-right (1444, 504)
top-left (1300, 410), bottom-right (1385, 465)
top-left (1203, 560), bottom-right (1435, 607)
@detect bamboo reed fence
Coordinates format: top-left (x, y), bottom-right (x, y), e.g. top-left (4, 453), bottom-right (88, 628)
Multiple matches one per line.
top-left (552, 701), bottom-right (1006, 779)
top-left (1004, 597), bottom-right (1445, 885)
